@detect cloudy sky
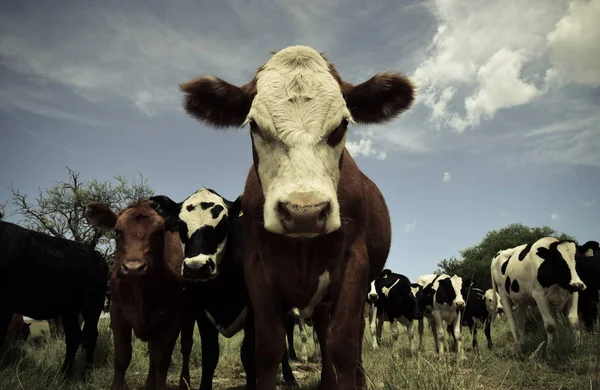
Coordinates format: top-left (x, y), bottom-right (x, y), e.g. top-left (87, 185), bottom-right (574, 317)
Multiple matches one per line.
top-left (1, 0), bottom-right (599, 281)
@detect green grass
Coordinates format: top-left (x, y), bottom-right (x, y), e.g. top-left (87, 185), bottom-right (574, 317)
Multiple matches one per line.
top-left (1, 312), bottom-right (599, 390)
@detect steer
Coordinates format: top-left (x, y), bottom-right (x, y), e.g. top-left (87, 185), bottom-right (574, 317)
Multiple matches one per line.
top-left (459, 286), bottom-right (503, 350)
top-left (490, 237), bottom-right (586, 357)
top-left (178, 45), bottom-right (415, 389)
top-left (85, 200), bottom-right (189, 390)
top-left (150, 188), bottom-right (297, 389)
top-left (415, 273), bottom-right (465, 358)
top-left (575, 240), bottom-right (600, 331)
top-left (366, 269), bottom-right (422, 354)
top-left (0, 220), bottom-right (108, 378)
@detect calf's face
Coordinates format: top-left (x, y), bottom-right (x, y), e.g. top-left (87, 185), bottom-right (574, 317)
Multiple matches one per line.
top-left (150, 189), bottom-right (242, 282)
top-left (85, 201), bottom-right (170, 279)
top-left (537, 240), bottom-right (586, 292)
top-left (179, 45), bottom-right (415, 237)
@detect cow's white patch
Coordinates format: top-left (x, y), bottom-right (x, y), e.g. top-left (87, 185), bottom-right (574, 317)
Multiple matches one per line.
top-left (294, 271), bottom-right (331, 319)
top-left (555, 241), bottom-right (585, 289)
top-left (246, 46), bottom-right (352, 236)
top-left (367, 280), bottom-right (378, 300)
top-left (381, 279), bottom-right (400, 297)
top-left (205, 306), bottom-right (249, 338)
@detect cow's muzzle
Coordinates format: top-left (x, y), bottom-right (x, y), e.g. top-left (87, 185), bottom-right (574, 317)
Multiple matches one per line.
top-left (569, 280), bottom-right (586, 292)
top-left (182, 259), bottom-right (215, 281)
top-left (117, 260), bottom-right (148, 278)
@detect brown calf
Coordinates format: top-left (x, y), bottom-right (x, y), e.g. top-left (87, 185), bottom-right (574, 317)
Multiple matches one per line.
top-left (178, 45), bottom-right (415, 389)
top-left (85, 200), bottom-right (192, 390)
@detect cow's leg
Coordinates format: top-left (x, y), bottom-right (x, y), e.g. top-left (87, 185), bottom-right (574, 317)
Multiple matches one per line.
top-left (390, 319), bottom-right (399, 343)
top-left (0, 311), bottom-right (12, 349)
top-left (110, 310), bottom-right (132, 390)
top-left (240, 313), bottom-right (258, 390)
top-left (311, 326), bottom-right (321, 362)
top-left (452, 313), bottom-right (464, 360)
top-left (326, 245), bottom-right (369, 390)
top-left (433, 312), bottom-right (445, 357)
top-left (198, 312), bottom-right (220, 390)
top-left (531, 291), bottom-right (557, 358)
top-left (369, 305), bottom-right (378, 349)
top-left (564, 292), bottom-right (581, 346)
top-left (148, 321), bottom-right (181, 390)
top-left (81, 299), bottom-right (103, 378)
top-left (60, 312), bottom-right (83, 378)
top-left (417, 318), bottom-right (424, 350)
top-left (468, 320), bottom-right (478, 351)
top-left (356, 311), bottom-right (367, 390)
top-left (446, 323), bottom-right (457, 352)
top-left (484, 319), bottom-right (493, 349)
top-left (514, 304), bottom-right (527, 351)
top-left (179, 314), bottom-right (195, 390)
top-left (298, 317), bottom-right (309, 362)
top-left (280, 343), bottom-right (298, 387)
top-left (406, 321), bottom-right (415, 356)
top-left (501, 296), bottom-right (521, 354)
top-left (285, 313), bottom-right (299, 361)
top-left (313, 304), bottom-right (335, 389)
top-left (376, 313), bottom-right (384, 345)
top-left (428, 317), bottom-right (440, 352)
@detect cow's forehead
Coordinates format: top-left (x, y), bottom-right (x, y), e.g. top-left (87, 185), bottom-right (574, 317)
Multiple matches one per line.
top-left (179, 188), bottom-right (228, 232)
top-left (556, 241), bottom-right (576, 260)
top-left (250, 46), bottom-right (351, 140)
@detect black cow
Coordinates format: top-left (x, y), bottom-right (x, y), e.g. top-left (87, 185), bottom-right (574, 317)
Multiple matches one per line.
top-left (150, 188), bottom-right (297, 390)
top-left (366, 269), bottom-right (422, 354)
top-left (576, 240), bottom-right (600, 331)
top-left (457, 286), bottom-right (502, 350)
top-left (0, 221), bottom-right (108, 377)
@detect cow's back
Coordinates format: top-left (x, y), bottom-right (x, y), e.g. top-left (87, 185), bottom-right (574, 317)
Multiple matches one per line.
top-left (0, 221), bottom-right (108, 319)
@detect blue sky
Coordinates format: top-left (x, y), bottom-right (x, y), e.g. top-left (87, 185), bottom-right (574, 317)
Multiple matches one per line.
top-left (1, 0), bottom-right (599, 281)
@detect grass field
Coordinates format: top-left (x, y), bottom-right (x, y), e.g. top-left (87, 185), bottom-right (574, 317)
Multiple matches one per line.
top-left (1, 311), bottom-right (599, 390)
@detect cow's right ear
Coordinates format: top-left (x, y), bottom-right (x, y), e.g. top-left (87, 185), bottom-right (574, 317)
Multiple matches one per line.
top-left (179, 77), bottom-right (256, 129)
top-left (85, 202), bottom-right (117, 230)
top-left (580, 241), bottom-right (599, 257)
top-left (536, 247), bottom-right (550, 259)
top-left (149, 195), bottom-right (182, 219)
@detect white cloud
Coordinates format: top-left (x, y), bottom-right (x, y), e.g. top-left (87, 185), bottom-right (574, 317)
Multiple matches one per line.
top-left (500, 211), bottom-right (507, 217)
top-left (551, 212), bottom-right (560, 222)
top-left (412, 0), bottom-right (599, 133)
top-left (546, 0), bottom-right (600, 87)
top-left (404, 219), bottom-right (417, 233)
top-left (346, 137), bottom-right (387, 160)
top-left (582, 200), bottom-right (597, 208)
top-left (443, 172), bottom-right (451, 182)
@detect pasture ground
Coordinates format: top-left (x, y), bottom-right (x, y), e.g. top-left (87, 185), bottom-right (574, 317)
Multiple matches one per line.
top-left (1, 311), bottom-right (599, 390)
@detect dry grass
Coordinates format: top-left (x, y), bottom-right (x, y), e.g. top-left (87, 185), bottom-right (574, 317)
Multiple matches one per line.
top-left (1, 311), bottom-right (599, 390)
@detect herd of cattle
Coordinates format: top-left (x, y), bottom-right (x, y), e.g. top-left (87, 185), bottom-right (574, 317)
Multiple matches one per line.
top-left (1, 45), bottom-right (599, 390)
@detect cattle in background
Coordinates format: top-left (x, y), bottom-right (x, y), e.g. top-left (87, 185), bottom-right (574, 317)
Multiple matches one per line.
top-left (179, 44), bottom-right (415, 389)
top-left (5, 314), bottom-right (31, 344)
top-left (490, 237), bottom-right (586, 357)
top-left (366, 269), bottom-right (422, 355)
top-left (287, 312), bottom-right (321, 363)
top-left (575, 240), bottom-right (600, 331)
top-left (150, 189), bottom-right (297, 389)
top-left (0, 220), bottom-right (108, 378)
top-left (459, 286), bottom-right (503, 350)
top-left (85, 200), bottom-right (189, 390)
top-left (415, 273), bottom-right (465, 358)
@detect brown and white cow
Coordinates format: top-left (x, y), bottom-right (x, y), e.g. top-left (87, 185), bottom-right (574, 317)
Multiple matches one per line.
top-left (85, 200), bottom-right (191, 390)
top-left (179, 45), bottom-right (415, 389)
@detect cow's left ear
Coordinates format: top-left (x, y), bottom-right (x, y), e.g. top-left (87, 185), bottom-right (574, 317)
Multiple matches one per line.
top-left (149, 195), bottom-right (182, 219)
top-left (341, 71), bottom-right (416, 125)
top-left (536, 247), bottom-right (550, 259)
top-left (580, 241), bottom-right (599, 257)
top-left (229, 195), bottom-right (243, 218)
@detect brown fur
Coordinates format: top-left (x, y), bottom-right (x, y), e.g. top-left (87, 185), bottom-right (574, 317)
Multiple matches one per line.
top-left (179, 46), bottom-right (413, 390)
top-left (85, 200), bottom-right (192, 390)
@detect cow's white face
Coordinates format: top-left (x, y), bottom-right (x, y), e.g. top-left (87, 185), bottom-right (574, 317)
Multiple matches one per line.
top-left (555, 241), bottom-right (585, 290)
top-left (178, 188), bottom-right (231, 281)
top-left (450, 275), bottom-right (465, 308)
top-left (367, 280), bottom-right (378, 302)
top-left (485, 289), bottom-right (504, 314)
top-left (245, 47), bottom-right (351, 237)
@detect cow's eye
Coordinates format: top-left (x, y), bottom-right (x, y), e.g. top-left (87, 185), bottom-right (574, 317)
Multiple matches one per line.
top-left (249, 120), bottom-right (260, 134)
top-left (327, 119), bottom-right (348, 147)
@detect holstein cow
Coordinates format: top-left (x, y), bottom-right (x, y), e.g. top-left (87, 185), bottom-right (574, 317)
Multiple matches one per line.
top-left (5, 314), bottom-right (31, 344)
top-left (459, 286), bottom-right (503, 350)
top-left (575, 240), bottom-right (600, 331)
top-left (490, 237), bottom-right (586, 357)
top-left (0, 220), bottom-right (108, 378)
top-left (366, 269), bottom-right (422, 355)
top-left (85, 200), bottom-right (190, 390)
top-left (178, 45), bottom-right (415, 389)
top-left (150, 188), bottom-right (298, 389)
top-left (415, 274), bottom-right (465, 358)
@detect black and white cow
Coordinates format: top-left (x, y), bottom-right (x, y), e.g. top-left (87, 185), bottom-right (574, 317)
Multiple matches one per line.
top-left (150, 188), bottom-right (297, 389)
top-left (366, 269), bottom-right (422, 354)
top-left (0, 220), bottom-right (108, 377)
top-left (459, 286), bottom-right (503, 350)
top-left (575, 240), bottom-right (600, 331)
top-left (490, 237), bottom-right (586, 357)
top-left (415, 273), bottom-right (465, 358)
top-left (287, 311), bottom-right (321, 362)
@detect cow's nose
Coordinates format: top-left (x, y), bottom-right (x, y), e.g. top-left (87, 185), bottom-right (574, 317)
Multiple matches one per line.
top-left (182, 259), bottom-right (215, 280)
top-left (368, 293), bottom-right (378, 302)
top-left (569, 280), bottom-right (586, 292)
top-left (277, 200), bottom-right (330, 236)
top-left (455, 300), bottom-right (466, 309)
top-left (120, 260), bottom-right (147, 277)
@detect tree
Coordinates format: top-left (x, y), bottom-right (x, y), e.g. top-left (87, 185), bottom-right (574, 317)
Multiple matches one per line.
top-left (436, 223), bottom-right (577, 289)
top-left (10, 166), bottom-right (154, 267)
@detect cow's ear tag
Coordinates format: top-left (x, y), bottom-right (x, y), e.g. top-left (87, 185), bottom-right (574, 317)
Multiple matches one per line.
top-left (239, 210), bottom-right (244, 217)
top-left (383, 274), bottom-right (387, 279)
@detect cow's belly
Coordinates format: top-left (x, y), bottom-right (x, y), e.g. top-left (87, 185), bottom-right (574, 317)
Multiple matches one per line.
top-left (205, 306), bottom-right (249, 338)
top-left (291, 271), bottom-right (331, 319)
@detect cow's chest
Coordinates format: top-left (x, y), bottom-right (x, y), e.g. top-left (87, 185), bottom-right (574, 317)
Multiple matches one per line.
top-left (289, 271), bottom-right (331, 319)
top-left (545, 285), bottom-right (572, 309)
